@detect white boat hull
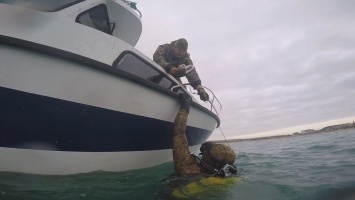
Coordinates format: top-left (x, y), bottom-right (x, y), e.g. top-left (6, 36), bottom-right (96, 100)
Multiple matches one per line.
top-left (0, 1), bottom-right (219, 175)
top-left (0, 41), bottom-right (218, 175)
top-left (0, 145), bottom-right (199, 175)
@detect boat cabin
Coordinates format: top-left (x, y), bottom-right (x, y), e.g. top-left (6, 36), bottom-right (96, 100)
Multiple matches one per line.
top-left (0, 0), bottom-right (142, 46)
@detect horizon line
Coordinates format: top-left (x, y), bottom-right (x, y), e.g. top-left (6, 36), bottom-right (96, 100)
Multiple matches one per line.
top-left (227, 116), bottom-right (355, 140)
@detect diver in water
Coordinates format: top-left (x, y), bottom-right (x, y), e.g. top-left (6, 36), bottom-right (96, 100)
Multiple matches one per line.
top-left (172, 94), bottom-right (238, 177)
top-left (156, 94), bottom-right (239, 199)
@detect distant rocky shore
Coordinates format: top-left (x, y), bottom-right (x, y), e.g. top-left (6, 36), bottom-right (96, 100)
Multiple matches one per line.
top-left (213, 121), bottom-right (355, 143)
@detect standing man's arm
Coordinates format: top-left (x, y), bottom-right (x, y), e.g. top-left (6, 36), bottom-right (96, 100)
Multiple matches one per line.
top-left (184, 56), bottom-right (209, 101)
top-left (184, 56), bottom-right (201, 89)
top-left (153, 45), bottom-right (186, 77)
top-left (153, 45), bottom-right (173, 72)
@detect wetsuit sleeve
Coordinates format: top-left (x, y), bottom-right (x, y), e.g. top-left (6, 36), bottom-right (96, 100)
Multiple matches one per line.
top-left (185, 56), bottom-right (202, 89)
top-left (172, 108), bottom-right (200, 174)
top-left (153, 45), bottom-right (172, 72)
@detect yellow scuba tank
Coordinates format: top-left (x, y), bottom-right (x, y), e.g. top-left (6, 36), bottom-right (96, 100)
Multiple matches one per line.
top-left (172, 176), bottom-right (240, 199)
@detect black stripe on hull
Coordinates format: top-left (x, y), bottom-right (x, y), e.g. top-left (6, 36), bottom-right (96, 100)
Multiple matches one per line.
top-left (0, 87), bottom-right (212, 152)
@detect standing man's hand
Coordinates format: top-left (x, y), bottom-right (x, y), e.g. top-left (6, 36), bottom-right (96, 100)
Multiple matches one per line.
top-left (169, 65), bottom-right (186, 77)
top-left (195, 85), bottom-right (209, 101)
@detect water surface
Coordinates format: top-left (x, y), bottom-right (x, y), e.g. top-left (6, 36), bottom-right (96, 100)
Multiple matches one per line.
top-left (1, 129), bottom-right (355, 200)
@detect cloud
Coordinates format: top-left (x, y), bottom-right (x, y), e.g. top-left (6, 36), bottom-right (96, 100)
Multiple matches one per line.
top-left (134, 0), bottom-right (355, 139)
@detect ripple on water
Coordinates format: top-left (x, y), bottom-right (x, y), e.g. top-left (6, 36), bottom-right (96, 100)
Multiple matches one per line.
top-left (1, 129), bottom-right (355, 200)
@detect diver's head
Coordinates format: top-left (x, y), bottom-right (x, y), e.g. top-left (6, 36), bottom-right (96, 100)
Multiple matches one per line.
top-left (201, 143), bottom-right (236, 168)
top-left (199, 141), bottom-right (215, 156)
top-left (200, 142), bottom-right (238, 176)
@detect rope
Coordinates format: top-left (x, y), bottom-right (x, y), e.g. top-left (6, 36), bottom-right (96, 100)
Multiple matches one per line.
top-left (218, 126), bottom-right (231, 147)
top-left (216, 127), bottom-right (240, 175)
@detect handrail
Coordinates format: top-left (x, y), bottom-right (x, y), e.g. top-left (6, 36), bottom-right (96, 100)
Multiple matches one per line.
top-left (181, 64), bottom-right (195, 74)
top-left (171, 84), bottom-right (222, 116)
top-left (202, 86), bottom-right (223, 116)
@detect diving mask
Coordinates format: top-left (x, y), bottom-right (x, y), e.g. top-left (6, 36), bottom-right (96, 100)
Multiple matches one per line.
top-left (216, 164), bottom-right (238, 177)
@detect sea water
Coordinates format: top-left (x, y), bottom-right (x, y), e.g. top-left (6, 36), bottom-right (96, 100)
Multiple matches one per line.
top-left (0, 129), bottom-right (355, 200)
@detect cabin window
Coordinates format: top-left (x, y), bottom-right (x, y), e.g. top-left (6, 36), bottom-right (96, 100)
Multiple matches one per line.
top-left (76, 4), bottom-right (112, 35)
top-left (115, 53), bottom-right (179, 90)
top-left (0, 0), bottom-right (85, 12)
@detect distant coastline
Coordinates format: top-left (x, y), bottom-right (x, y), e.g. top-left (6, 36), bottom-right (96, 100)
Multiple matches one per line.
top-left (213, 121), bottom-right (355, 143)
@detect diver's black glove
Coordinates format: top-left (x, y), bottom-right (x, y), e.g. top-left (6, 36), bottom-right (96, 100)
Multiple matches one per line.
top-left (179, 93), bottom-right (191, 113)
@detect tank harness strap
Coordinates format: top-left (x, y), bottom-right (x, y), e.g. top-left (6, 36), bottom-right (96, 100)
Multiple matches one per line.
top-left (191, 154), bottom-right (239, 177)
top-left (191, 154), bottom-right (218, 176)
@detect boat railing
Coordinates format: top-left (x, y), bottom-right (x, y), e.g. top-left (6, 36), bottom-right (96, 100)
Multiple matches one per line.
top-left (171, 84), bottom-right (222, 116)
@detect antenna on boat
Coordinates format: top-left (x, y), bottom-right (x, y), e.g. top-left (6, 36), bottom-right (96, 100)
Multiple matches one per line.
top-left (122, 0), bottom-right (142, 18)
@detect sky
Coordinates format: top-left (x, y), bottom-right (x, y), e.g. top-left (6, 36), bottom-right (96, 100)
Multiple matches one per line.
top-left (133, 0), bottom-right (355, 140)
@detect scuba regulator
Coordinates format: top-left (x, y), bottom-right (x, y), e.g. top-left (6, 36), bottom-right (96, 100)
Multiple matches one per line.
top-left (216, 164), bottom-right (239, 177)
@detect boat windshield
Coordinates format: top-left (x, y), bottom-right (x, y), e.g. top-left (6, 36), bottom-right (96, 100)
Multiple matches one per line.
top-left (76, 4), bottom-right (112, 35)
top-left (0, 0), bottom-right (85, 12)
top-left (114, 53), bottom-right (185, 94)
